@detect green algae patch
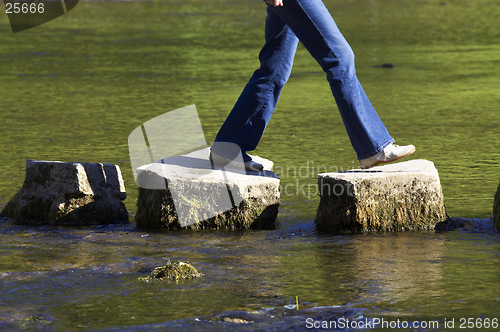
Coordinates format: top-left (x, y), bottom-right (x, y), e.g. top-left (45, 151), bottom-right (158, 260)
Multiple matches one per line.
top-left (139, 261), bottom-right (202, 282)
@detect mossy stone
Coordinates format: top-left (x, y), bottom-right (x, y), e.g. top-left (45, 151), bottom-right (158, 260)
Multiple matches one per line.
top-left (139, 261), bottom-right (203, 282)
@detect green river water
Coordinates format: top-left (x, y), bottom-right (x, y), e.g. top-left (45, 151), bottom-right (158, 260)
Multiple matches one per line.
top-left (0, 0), bottom-right (499, 331)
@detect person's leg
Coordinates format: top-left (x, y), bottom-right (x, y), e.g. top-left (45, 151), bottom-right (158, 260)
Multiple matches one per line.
top-left (213, 7), bottom-right (299, 162)
top-left (268, 0), bottom-right (394, 159)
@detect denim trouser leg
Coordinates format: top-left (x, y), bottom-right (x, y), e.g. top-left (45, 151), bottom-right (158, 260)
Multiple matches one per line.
top-left (214, 7), bottom-right (299, 162)
top-left (214, 0), bottom-right (394, 161)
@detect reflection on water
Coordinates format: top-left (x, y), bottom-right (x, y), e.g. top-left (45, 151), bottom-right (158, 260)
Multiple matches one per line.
top-left (350, 235), bottom-right (445, 303)
top-left (0, 220), bottom-right (499, 331)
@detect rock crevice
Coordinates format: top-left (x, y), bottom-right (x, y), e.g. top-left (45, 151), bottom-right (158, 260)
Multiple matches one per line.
top-left (1, 160), bottom-right (128, 225)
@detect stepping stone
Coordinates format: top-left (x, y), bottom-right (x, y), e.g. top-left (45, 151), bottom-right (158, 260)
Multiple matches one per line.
top-left (134, 147), bottom-right (280, 230)
top-left (315, 159), bottom-right (446, 233)
top-left (0, 160), bottom-right (128, 226)
top-left (494, 181), bottom-right (500, 231)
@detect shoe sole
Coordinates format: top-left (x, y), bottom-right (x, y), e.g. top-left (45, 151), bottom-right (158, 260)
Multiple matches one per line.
top-left (209, 152), bottom-right (263, 172)
top-left (211, 161), bottom-right (263, 172)
top-left (360, 146), bottom-right (416, 169)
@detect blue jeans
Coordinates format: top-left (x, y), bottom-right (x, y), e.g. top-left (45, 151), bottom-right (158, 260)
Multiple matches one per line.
top-left (213, 0), bottom-right (394, 161)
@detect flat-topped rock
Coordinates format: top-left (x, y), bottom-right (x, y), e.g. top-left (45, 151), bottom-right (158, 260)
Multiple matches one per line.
top-left (134, 147), bottom-right (280, 230)
top-left (0, 160), bottom-right (128, 226)
top-left (494, 181), bottom-right (500, 231)
top-left (315, 159), bottom-right (446, 233)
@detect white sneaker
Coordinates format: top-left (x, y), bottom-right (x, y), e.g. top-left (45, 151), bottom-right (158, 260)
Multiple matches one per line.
top-left (359, 143), bottom-right (416, 169)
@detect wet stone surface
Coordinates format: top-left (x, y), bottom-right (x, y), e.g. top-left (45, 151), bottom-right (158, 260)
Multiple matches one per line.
top-left (138, 261), bottom-right (203, 282)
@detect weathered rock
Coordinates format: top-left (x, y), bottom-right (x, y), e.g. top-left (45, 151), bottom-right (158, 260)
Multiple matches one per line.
top-left (0, 160), bottom-right (128, 226)
top-left (139, 261), bottom-right (203, 282)
top-left (494, 181), bottom-right (500, 230)
top-left (315, 159), bottom-right (446, 233)
top-left (134, 147), bottom-right (280, 230)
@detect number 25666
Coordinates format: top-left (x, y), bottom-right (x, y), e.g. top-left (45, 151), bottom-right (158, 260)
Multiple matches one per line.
top-left (5, 2), bottom-right (45, 14)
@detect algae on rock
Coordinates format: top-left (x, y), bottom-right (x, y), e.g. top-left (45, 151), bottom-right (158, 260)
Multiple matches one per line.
top-left (139, 261), bottom-right (203, 282)
top-left (134, 148), bottom-right (280, 230)
top-left (315, 160), bottom-right (446, 233)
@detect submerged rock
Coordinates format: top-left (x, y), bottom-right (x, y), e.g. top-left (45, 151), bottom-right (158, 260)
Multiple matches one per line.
top-left (0, 307), bottom-right (57, 331)
top-left (315, 159), bottom-right (446, 233)
top-left (435, 216), bottom-right (464, 231)
top-left (97, 304), bottom-right (367, 331)
top-left (372, 63), bottom-right (394, 68)
top-left (436, 217), bottom-right (497, 234)
top-left (494, 181), bottom-right (500, 230)
top-left (139, 261), bottom-right (202, 282)
top-left (206, 305), bottom-right (365, 331)
top-left (134, 147), bottom-right (280, 230)
top-left (0, 160), bottom-right (128, 226)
